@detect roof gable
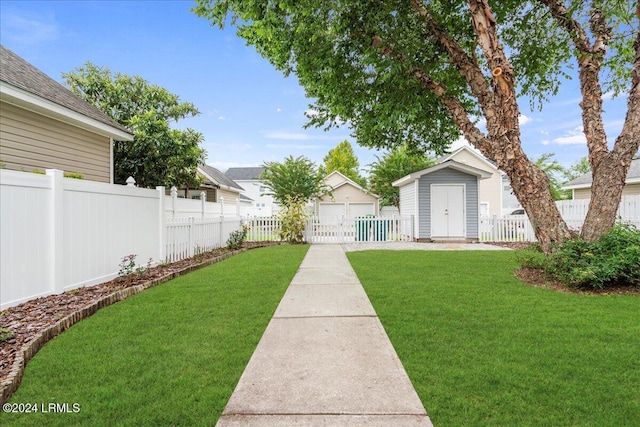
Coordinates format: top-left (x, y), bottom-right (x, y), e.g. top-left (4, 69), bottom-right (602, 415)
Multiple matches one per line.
top-left (324, 171), bottom-right (379, 198)
top-left (0, 45), bottom-right (132, 140)
top-left (392, 160), bottom-right (492, 187)
top-left (438, 145), bottom-right (499, 172)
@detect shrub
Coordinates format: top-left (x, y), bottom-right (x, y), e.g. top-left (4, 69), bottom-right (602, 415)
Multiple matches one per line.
top-left (277, 197), bottom-right (310, 244)
top-left (227, 224), bottom-right (249, 250)
top-left (524, 223), bottom-right (640, 289)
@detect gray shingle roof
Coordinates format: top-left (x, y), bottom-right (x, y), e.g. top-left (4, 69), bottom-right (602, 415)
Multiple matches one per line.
top-left (563, 158), bottom-right (640, 188)
top-left (224, 167), bottom-right (265, 181)
top-left (200, 164), bottom-right (244, 191)
top-left (0, 45), bottom-right (131, 136)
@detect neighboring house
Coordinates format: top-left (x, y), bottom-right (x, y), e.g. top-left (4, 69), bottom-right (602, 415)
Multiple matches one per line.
top-left (225, 166), bottom-right (279, 215)
top-left (502, 174), bottom-right (523, 215)
top-left (315, 171), bottom-right (380, 219)
top-left (0, 45), bottom-right (133, 183)
top-left (438, 145), bottom-right (503, 217)
top-left (393, 160), bottom-right (492, 242)
top-left (174, 163), bottom-right (244, 203)
top-left (562, 158), bottom-right (640, 199)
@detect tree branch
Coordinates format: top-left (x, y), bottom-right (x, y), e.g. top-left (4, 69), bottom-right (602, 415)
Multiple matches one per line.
top-left (537, 0), bottom-right (610, 168)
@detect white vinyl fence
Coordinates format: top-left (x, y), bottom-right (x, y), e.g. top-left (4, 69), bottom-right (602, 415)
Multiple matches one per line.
top-left (480, 195), bottom-right (640, 242)
top-left (1, 169), bottom-right (242, 310)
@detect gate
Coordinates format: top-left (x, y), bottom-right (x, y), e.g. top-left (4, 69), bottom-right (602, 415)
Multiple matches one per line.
top-left (305, 215), bottom-right (414, 244)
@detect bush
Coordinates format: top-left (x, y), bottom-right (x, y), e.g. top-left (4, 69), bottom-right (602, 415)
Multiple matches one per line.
top-left (227, 224), bottom-right (249, 250)
top-left (277, 197), bottom-right (310, 244)
top-left (521, 223), bottom-right (640, 289)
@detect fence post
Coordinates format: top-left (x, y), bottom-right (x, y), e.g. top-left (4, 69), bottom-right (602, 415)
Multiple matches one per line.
top-left (201, 191), bottom-right (206, 219)
top-left (156, 186), bottom-right (166, 262)
top-left (170, 186), bottom-right (178, 220)
top-left (46, 169), bottom-right (65, 295)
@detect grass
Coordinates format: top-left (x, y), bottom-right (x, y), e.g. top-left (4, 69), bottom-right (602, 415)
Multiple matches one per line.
top-left (347, 250), bottom-right (640, 427)
top-left (2, 245), bottom-right (308, 427)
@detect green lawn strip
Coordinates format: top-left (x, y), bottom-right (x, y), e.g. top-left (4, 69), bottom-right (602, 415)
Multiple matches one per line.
top-left (2, 245), bottom-right (308, 427)
top-left (347, 250), bottom-right (640, 427)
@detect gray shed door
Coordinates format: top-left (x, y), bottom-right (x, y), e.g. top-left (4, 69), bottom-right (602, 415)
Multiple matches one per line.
top-left (431, 184), bottom-right (465, 238)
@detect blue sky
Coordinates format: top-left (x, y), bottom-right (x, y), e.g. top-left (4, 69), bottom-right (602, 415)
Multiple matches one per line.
top-left (0, 0), bottom-right (631, 174)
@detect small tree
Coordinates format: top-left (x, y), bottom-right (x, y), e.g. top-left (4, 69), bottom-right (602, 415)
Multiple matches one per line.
top-left (369, 146), bottom-right (435, 208)
top-left (318, 140), bottom-right (367, 186)
top-left (260, 155), bottom-right (330, 206)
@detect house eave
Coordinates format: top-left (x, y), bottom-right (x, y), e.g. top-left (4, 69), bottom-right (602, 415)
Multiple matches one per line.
top-left (562, 177), bottom-right (640, 191)
top-left (0, 82), bottom-right (134, 141)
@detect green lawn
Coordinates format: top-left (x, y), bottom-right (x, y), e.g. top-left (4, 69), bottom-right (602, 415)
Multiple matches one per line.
top-left (347, 250), bottom-right (640, 427)
top-left (2, 245), bottom-right (308, 427)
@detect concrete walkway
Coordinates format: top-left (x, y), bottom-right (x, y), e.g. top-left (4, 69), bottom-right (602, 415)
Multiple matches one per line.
top-left (216, 244), bottom-right (433, 427)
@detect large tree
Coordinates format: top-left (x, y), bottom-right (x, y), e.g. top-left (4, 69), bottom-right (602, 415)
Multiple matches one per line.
top-left (318, 140), bottom-right (367, 186)
top-left (63, 63), bottom-right (205, 188)
top-left (194, 0), bottom-right (639, 252)
top-left (369, 146), bottom-right (436, 208)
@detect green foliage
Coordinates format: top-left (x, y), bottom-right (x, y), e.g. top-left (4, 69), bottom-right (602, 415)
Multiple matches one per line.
top-left (193, 1), bottom-right (635, 152)
top-left (318, 140), bottom-right (366, 187)
top-left (226, 224), bottom-right (249, 249)
top-left (260, 155), bottom-right (330, 206)
top-left (533, 153), bottom-right (570, 200)
top-left (63, 63), bottom-right (205, 188)
top-left (521, 223), bottom-right (640, 289)
top-left (368, 146), bottom-right (435, 207)
top-left (563, 156), bottom-right (591, 182)
top-left (277, 197), bottom-right (311, 244)
top-left (0, 314), bottom-right (14, 342)
top-left (118, 254), bottom-right (152, 277)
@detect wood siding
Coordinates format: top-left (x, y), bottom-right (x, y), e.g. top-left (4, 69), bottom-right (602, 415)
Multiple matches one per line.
top-left (418, 168), bottom-right (480, 239)
top-left (0, 101), bottom-right (111, 182)
top-left (574, 183), bottom-right (640, 199)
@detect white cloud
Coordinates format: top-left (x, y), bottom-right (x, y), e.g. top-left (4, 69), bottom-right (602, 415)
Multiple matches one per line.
top-left (518, 114), bottom-right (532, 126)
top-left (541, 139), bottom-right (550, 146)
top-left (304, 108), bottom-right (320, 118)
top-left (1, 12), bottom-right (59, 45)
top-left (276, 108), bottom-right (282, 112)
top-left (218, 116), bottom-right (227, 121)
top-left (553, 126), bottom-right (586, 145)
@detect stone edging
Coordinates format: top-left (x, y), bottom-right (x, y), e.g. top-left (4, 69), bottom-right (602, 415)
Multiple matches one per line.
top-left (0, 244), bottom-right (275, 404)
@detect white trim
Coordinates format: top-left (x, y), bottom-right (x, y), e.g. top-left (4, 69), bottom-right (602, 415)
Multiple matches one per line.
top-left (109, 138), bottom-right (114, 184)
top-left (563, 177), bottom-right (640, 191)
top-left (0, 82), bottom-right (133, 141)
top-left (440, 146), bottom-right (498, 172)
top-left (393, 160), bottom-right (492, 187)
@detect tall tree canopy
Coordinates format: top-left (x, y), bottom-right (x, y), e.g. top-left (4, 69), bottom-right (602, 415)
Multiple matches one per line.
top-left (194, 0), bottom-right (639, 252)
top-left (318, 140), bottom-right (367, 187)
top-left (260, 155), bottom-right (330, 206)
top-left (63, 63), bottom-right (205, 188)
top-left (369, 146), bottom-right (436, 208)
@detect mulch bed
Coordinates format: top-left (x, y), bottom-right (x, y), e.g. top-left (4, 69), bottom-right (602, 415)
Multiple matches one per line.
top-left (0, 242), bottom-right (278, 404)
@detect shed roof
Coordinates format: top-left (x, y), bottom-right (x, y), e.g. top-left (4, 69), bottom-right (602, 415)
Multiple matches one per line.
top-left (0, 45), bottom-right (132, 140)
top-left (225, 166), bottom-right (265, 181)
top-left (562, 158), bottom-right (640, 189)
top-left (392, 160), bottom-right (493, 187)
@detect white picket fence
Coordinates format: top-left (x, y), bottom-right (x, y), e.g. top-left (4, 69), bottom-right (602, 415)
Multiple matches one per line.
top-left (243, 215), bottom-right (415, 244)
top-left (0, 169), bottom-right (242, 310)
top-left (479, 215), bottom-right (536, 242)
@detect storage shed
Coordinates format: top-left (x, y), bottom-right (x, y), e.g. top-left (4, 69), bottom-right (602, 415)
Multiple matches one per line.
top-left (392, 160), bottom-right (492, 241)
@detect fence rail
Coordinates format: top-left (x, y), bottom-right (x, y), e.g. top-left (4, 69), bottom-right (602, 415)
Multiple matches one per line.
top-left (479, 215), bottom-right (536, 242)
